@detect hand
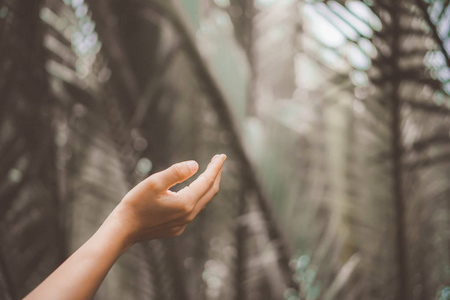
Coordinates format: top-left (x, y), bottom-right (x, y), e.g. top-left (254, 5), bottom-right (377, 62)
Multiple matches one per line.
top-left (24, 154), bottom-right (226, 300)
top-left (109, 154), bottom-right (226, 248)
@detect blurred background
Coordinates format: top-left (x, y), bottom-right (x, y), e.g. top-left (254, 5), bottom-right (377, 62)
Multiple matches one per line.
top-left (0, 0), bottom-right (449, 299)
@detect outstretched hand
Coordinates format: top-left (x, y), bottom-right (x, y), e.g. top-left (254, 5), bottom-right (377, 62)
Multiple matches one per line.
top-left (110, 154), bottom-right (227, 248)
top-left (24, 154), bottom-right (226, 300)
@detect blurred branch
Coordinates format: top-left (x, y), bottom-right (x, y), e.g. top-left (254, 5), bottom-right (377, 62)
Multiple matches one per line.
top-left (410, 134), bottom-right (450, 152)
top-left (235, 187), bottom-right (249, 300)
top-left (387, 2), bottom-right (409, 298)
top-left (322, 254), bottom-right (361, 300)
top-left (138, 0), bottom-right (298, 291)
top-left (0, 237), bottom-right (16, 300)
top-left (87, 0), bottom-right (141, 101)
top-left (407, 152), bottom-right (450, 170)
top-left (415, 0), bottom-right (450, 68)
top-left (130, 39), bottom-right (182, 128)
top-left (405, 99), bottom-right (450, 115)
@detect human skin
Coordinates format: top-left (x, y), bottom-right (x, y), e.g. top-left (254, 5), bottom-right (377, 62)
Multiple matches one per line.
top-left (24, 154), bottom-right (227, 300)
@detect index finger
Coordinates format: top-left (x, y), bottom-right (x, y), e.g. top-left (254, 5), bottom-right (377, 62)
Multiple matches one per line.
top-left (180, 154), bottom-right (226, 203)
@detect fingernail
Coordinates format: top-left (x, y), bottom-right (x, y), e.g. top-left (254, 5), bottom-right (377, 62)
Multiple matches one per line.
top-left (187, 160), bottom-right (199, 172)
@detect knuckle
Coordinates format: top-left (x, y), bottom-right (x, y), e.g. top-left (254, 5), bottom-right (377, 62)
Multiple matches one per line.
top-left (180, 201), bottom-right (194, 214)
top-left (213, 185), bottom-right (219, 194)
top-left (185, 213), bottom-right (194, 223)
top-left (146, 179), bottom-right (161, 191)
top-left (199, 175), bottom-right (214, 187)
top-left (172, 163), bottom-right (186, 178)
top-left (174, 227), bottom-right (185, 236)
top-left (205, 176), bottom-right (214, 187)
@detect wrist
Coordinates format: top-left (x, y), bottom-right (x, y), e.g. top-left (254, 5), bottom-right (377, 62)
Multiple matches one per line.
top-left (101, 206), bottom-right (135, 254)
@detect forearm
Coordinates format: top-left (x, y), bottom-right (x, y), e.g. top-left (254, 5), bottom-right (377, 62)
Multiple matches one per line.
top-left (24, 211), bottom-right (130, 300)
top-left (24, 156), bottom-right (225, 300)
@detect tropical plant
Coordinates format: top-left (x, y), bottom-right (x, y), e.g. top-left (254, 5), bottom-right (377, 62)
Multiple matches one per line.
top-left (1, 0), bottom-right (296, 299)
top-left (0, 0), bottom-right (449, 300)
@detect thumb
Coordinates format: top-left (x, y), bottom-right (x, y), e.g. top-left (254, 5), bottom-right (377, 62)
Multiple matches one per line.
top-left (150, 160), bottom-right (199, 192)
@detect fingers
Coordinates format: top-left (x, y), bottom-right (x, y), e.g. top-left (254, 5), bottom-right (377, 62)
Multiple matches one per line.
top-left (192, 166), bottom-right (222, 215)
top-left (149, 160), bottom-right (199, 192)
top-left (180, 154), bottom-right (226, 203)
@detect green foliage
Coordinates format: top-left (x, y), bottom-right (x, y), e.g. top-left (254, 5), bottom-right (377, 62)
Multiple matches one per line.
top-left (0, 0), bottom-right (449, 300)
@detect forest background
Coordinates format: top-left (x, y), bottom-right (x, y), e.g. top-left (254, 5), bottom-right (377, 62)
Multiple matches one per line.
top-left (0, 0), bottom-right (449, 299)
